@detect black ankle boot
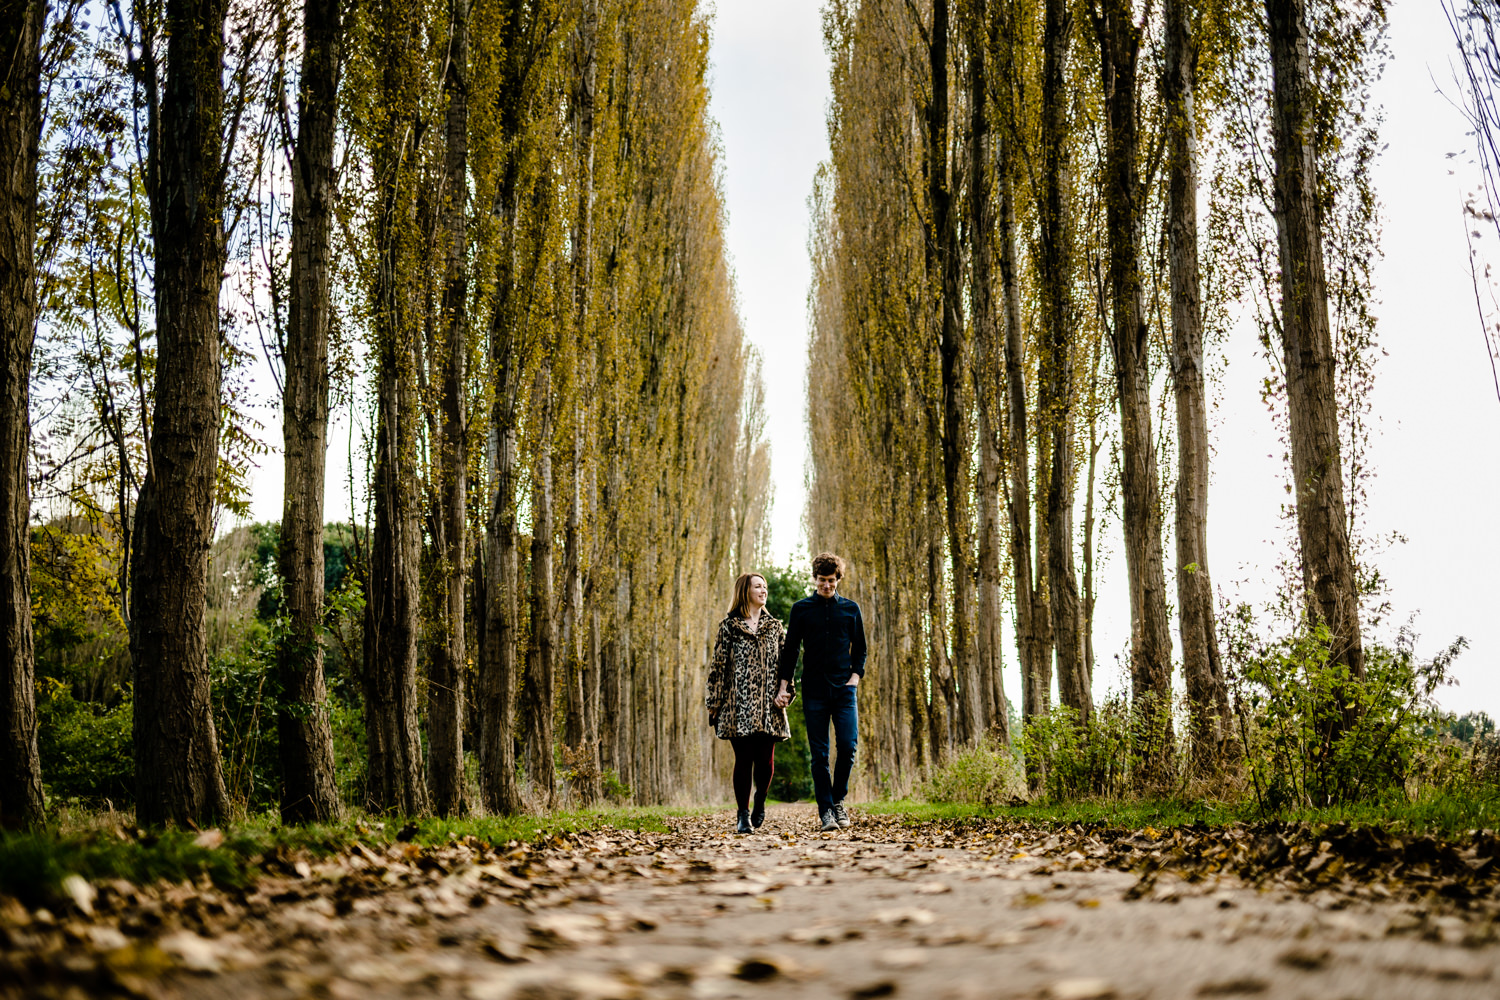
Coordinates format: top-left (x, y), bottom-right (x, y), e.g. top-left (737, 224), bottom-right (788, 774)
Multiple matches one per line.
top-left (735, 809), bottom-right (753, 834)
top-left (750, 802), bottom-right (766, 829)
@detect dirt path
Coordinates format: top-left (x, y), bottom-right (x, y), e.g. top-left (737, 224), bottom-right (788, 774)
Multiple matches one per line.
top-left (10, 804), bottom-right (1500, 999)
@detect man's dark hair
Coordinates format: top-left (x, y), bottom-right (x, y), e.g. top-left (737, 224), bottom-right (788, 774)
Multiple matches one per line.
top-left (812, 552), bottom-right (844, 580)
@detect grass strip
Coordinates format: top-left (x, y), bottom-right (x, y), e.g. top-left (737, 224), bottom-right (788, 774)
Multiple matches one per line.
top-left (861, 790), bottom-right (1500, 835)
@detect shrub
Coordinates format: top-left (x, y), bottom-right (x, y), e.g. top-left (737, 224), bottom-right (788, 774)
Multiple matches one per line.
top-left (1225, 607), bottom-right (1465, 811)
top-left (36, 679), bottom-right (134, 806)
top-left (919, 736), bottom-right (1025, 807)
top-left (1016, 695), bottom-right (1183, 801)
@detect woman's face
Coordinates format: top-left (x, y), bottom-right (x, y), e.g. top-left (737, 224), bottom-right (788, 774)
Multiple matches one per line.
top-left (748, 575), bottom-right (768, 609)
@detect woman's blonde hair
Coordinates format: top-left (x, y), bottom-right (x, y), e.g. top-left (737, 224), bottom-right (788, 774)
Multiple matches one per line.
top-left (728, 572), bottom-right (766, 618)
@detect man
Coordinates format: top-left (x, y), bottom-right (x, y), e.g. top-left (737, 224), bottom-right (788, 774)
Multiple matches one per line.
top-left (776, 552), bottom-right (866, 832)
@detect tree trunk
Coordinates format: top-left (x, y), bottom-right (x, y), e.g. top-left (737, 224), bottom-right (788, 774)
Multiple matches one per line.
top-left (363, 0), bottom-right (428, 816)
top-left (480, 390), bottom-right (523, 814)
top-left (562, 0), bottom-right (601, 804)
top-left (965, 0), bottom-right (1007, 743)
top-left (925, 483), bottom-right (956, 754)
top-left (524, 363), bottom-right (557, 806)
top-left (1039, 0), bottom-right (1087, 718)
top-left (1095, 0), bottom-right (1172, 728)
top-left (131, 0), bottom-right (233, 827)
top-left (477, 0), bottom-right (529, 817)
top-left (1265, 0), bottom-right (1364, 688)
top-left (277, 0), bottom-right (344, 825)
top-left (994, 86), bottom-right (1051, 724)
top-left (426, 0), bottom-right (471, 818)
top-left (1165, 0), bottom-right (1230, 764)
top-left (925, 0), bottom-right (979, 746)
top-left (0, 0), bottom-right (46, 830)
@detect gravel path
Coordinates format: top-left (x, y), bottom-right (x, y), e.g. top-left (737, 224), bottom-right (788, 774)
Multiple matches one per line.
top-left (146, 803), bottom-right (1500, 1000)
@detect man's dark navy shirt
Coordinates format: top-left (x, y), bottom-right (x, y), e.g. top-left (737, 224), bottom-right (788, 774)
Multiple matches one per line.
top-left (778, 593), bottom-right (867, 695)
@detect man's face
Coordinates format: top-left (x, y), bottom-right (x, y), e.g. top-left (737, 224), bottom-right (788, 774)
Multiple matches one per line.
top-left (814, 573), bottom-right (839, 598)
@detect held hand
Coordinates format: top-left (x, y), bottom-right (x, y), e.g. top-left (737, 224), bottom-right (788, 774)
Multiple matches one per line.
top-left (773, 681), bottom-right (792, 708)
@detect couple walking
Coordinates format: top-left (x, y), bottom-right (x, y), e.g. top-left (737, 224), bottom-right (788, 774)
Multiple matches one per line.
top-left (705, 552), bottom-right (867, 834)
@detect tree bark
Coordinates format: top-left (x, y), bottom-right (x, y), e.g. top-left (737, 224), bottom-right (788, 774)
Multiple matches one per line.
top-left (477, 0), bottom-right (528, 817)
top-left (131, 0), bottom-right (233, 827)
top-left (0, 0), bottom-right (46, 830)
top-left (1094, 0), bottom-right (1173, 726)
top-left (925, 0), bottom-right (980, 746)
top-left (965, 0), bottom-right (1008, 743)
top-left (1265, 0), bottom-right (1364, 687)
top-left (562, 0), bottom-right (601, 803)
top-left (524, 362), bottom-right (557, 806)
top-left (363, 0), bottom-right (428, 816)
top-left (1039, 0), bottom-right (1087, 718)
top-left (991, 12), bottom-right (1052, 722)
top-left (426, 0), bottom-right (471, 818)
top-left (1165, 0), bottom-right (1230, 763)
top-left (481, 382), bottom-right (523, 813)
top-left (278, 0), bottom-right (344, 825)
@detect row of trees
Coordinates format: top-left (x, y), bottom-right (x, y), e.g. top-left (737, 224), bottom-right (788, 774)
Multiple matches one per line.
top-left (807, 0), bottom-right (1386, 790)
top-left (1, 0), bottom-right (770, 828)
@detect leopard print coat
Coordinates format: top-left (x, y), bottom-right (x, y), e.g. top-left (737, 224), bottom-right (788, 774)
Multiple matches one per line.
top-left (705, 613), bottom-right (792, 741)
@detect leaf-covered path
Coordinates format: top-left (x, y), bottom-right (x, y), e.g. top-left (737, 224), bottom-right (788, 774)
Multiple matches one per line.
top-left (8, 804), bottom-right (1500, 999)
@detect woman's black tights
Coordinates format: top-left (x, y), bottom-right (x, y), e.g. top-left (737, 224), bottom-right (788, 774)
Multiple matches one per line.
top-left (730, 734), bottom-right (776, 811)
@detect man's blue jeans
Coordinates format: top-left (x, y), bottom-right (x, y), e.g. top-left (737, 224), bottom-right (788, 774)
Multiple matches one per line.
top-left (804, 683), bottom-right (858, 812)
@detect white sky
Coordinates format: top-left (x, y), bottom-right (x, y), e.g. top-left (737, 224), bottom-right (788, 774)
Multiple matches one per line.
top-left (239, 0), bottom-right (1497, 717)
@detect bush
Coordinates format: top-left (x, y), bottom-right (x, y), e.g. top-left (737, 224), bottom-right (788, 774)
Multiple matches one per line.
top-left (1225, 608), bottom-right (1465, 811)
top-left (770, 696), bottom-right (813, 801)
top-left (919, 737), bottom-right (1025, 807)
top-left (36, 679), bottom-right (134, 806)
top-left (762, 561), bottom-right (813, 801)
top-left (1015, 695), bottom-right (1182, 802)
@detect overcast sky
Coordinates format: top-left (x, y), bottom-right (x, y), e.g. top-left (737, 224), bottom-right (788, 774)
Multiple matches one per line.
top-left (702, 0), bottom-right (1500, 716)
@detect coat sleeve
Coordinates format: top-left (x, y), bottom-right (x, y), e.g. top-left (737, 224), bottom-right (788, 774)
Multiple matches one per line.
top-left (706, 622), bottom-right (730, 717)
top-left (778, 603), bottom-right (802, 685)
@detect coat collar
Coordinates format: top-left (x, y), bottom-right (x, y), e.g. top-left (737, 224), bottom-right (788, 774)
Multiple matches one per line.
top-left (727, 612), bottom-right (778, 636)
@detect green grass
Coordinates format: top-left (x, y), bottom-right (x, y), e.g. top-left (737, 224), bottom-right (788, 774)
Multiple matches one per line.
top-left (0, 805), bottom-right (702, 909)
top-left (862, 788), bottom-right (1500, 835)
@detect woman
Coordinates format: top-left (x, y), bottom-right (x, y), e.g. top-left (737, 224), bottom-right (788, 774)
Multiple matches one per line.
top-left (706, 572), bottom-right (791, 834)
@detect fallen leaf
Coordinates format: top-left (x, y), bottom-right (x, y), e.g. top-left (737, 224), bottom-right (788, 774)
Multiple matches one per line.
top-left (1048, 978), bottom-right (1116, 999)
top-left (874, 948), bottom-right (928, 970)
top-left (1278, 946), bottom-right (1331, 971)
top-left (1195, 977), bottom-right (1269, 995)
top-left (61, 874), bottom-right (96, 916)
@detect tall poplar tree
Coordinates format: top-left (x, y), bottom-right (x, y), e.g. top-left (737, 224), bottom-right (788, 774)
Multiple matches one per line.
top-left (130, 0), bottom-right (234, 826)
top-left (1265, 0), bottom-right (1365, 690)
top-left (278, 0), bottom-right (346, 824)
top-left (425, 0), bottom-right (472, 819)
top-left (0, 0), bottom-right (47, 830)
top-left (1092, 0), bottom-right (1173, 733)
top-left (363, 0), bottom-right (429, 816)
top-left (1038, 0), bottom-right (1087, 718)
top-left (1164, 0), bottom-right (1229, 761)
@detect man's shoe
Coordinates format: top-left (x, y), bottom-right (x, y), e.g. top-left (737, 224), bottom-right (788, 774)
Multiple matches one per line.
top-left (832, 803), bottom-right (851, 829)
top-left (819, 808), bottom-right (840, 832)
top-left (750, 802), bottom-right (766, 829)
top-left (736, 809), bottom-right (753, 835)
